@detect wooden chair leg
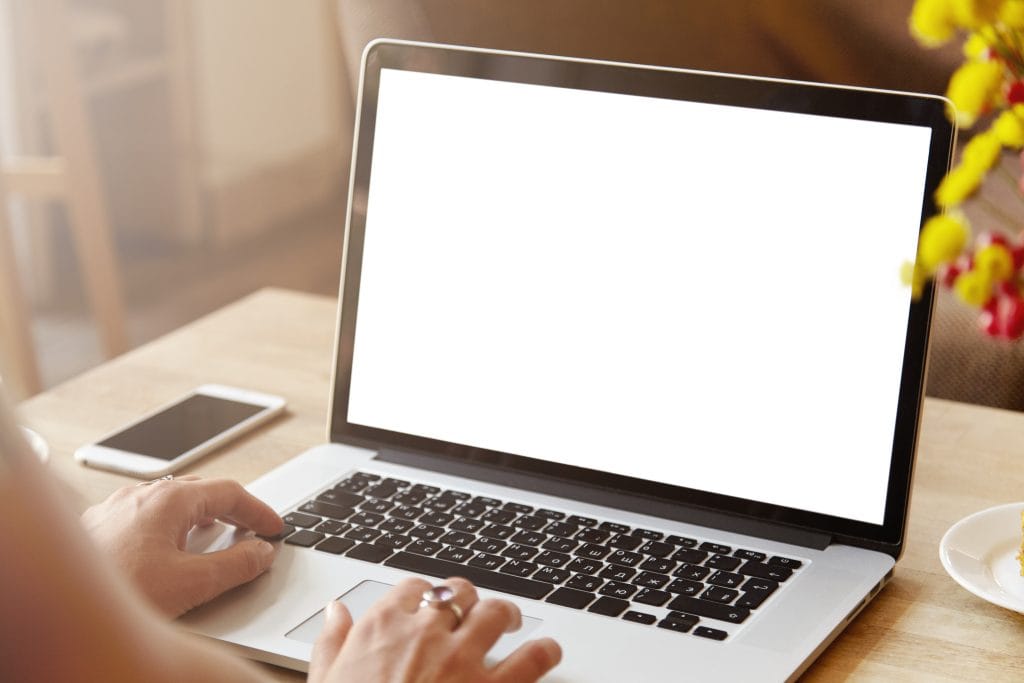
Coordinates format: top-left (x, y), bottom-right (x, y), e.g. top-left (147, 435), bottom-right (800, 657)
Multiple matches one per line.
top-left (31, 0), bottom-right (129, 357)
top-left (0, 176), bottom-right (42, 399)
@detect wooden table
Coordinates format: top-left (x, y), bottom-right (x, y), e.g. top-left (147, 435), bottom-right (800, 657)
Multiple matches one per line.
top-left (16, 287), bottom-right (1024, 681)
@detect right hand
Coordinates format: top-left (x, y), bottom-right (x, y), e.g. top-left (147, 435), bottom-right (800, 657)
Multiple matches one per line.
top-left (308, 577), bottom-right (562, 682)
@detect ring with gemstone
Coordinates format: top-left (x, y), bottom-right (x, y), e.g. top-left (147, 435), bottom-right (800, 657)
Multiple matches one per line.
top-left (418, 585), bottom-right (463, 627)
top-left (137, 474), bottom-right (175, 486)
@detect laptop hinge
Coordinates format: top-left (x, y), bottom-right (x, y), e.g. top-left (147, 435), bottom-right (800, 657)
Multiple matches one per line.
top-left (377, 448), bottom-right (831, 551)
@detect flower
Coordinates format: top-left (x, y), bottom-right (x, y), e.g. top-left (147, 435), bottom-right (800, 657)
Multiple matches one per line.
top-left (946, 59), bottom-right (1003, 127)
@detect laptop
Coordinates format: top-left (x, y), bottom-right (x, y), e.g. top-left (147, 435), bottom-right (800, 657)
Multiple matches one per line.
top-left (182, 40), bottom-right (952, 681)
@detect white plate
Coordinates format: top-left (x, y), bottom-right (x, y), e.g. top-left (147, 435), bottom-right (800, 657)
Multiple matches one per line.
top-left (939, 502), bottom-right (1024, 613)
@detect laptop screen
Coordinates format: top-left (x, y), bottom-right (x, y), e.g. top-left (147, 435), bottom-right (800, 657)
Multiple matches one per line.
top-left (334, 42), bottom-right (951, 546)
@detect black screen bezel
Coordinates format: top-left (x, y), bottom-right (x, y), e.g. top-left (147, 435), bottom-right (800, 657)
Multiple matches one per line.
top-left (330, 41), bottom-right (950, 554)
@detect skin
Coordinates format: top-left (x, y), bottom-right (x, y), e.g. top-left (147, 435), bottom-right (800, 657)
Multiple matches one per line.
top-left (1, 391), bottom-right (561, 681)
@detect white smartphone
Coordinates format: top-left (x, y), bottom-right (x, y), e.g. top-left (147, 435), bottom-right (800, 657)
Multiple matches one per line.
top-left (74, 384), bottom-right (286, 478)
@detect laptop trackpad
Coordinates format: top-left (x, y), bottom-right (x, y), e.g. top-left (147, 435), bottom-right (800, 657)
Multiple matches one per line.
top-left (286, 580), bottom-right (543, 662)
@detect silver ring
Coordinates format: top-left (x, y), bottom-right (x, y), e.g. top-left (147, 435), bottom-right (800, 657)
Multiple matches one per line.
top-left (137, 474), bottom-right (175, 486)
top-left (418, 585), bottom-right (463, 627)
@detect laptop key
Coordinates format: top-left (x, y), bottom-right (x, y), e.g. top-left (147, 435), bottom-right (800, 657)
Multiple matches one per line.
top-left (587, 596), bottom-right (630, 617)
top-left (452, 502), bottom-right (487, 518)
top-left (513, 515), bottom-right (548, 531)
top-left (666, 578), bottom-right (704, 596)
top-left (501, 544), bottom-right (539, 561)
top-left (671, 548), bottom-right (709, 565)
top-left (699, 542), bottom-right (731, 555)
top-left (364, 482), bottom-right (400, 499)
top-left (622, 610), bottom-right (658, 625)
top-left (333, 478), bottom-right (369, 494)
top-left (344, 526), bottom-right (382, 543)
top-left (707, 571), bottom-right (744, 589)
top-left (576, 528), bottom-right (611, 544)
top-left (634, 588), bottom-right (672, 606)
top-left (284, 529), bottom-right (324, 547)
top-left (472, 496), bottom-right (503, 507)
top-left (422, 497), bottom-right (458, 512)
top-left (450, 517), bottom-right (486, 533)
top-left (407, 540), bottom-right (443, 556)
top-left (438, 530), bottom-right (475, 547)
top-left (261, 523), bottom-right (295, 541)
top-left (544, 521), bottom-right (579, 537)
top-left (633, 571), bottom-right (670, 590)
top-left (566, 574), bottom-right (603, 592)
top-left (608, 534), bottom-right (643, 551)
top-left (470, 538), bottom-right (506, 554)
top-left (441, 490), bottom-right (471, 501)
top-left (639, 557), bottom-right (675, 574)
top-left (468, 553), bottom-right (506, 571)
top-left (351, 472), bottom-right (380, 481)
top-left (566, 557), bottom-right (603, 575)
top-left (734, 549), bottom-right (767, 562)
top-left (534, 508), bottom-right (565, 520)
top-left (599, 581), bottom-right (638, 600)
top-left (419, 511), bottom-right (455, 527)
top-left (375, 533), bottom-right (413, 550)
top-left (736, 590), bottom-right (771, 610)
top-left (346, 542), bottom-right (393, 564)
top-left (385, 552), bottom-right (553, 599)
top-left (599, 522), bottom-right (630, 534)
top-left (301, 501), bottom-right (355, 521)
top-left (349, 512), bottom-right (385, 527)
top-left (315, 536), bottom-right (355, 555)
top-left (437, 546), bottom-right (474, 563)
top-left (742, 577), bottom-right (779, 595)
top-left (480, 524), bottom-right (516, 540)
top-left (502, 502), bottom-right (533, 514)
top-left (703, 586), bottom-right (739, 604)
top-left (768, 556), bottom-right (803, 570)
top-left (389, 505), bottom-right (423, 521)
top-left (632, 528), bottom-right (664, 541)
top-left (535, 551), bottom-right (571, 568)
top-left (318, 490), bottom-right (364, 508)
top-left (391, 491), bottom-right (428, 506)
top-left (360, 498), bottom-right (394, 514)
top-left (600, 564), bottom-right (636, 582)
top-left (667, 596), bottom-right (750, 624)
top-left (638, 540), bottom-right (674, 558)
top-left (674, 563), bottom-right (711, 581)
top-left (542, 536), bottom-right (578, 553)
top-left (706, 554), bottom-right (743, 572)
top-left (481, 509), bottom-right (517, 524)
top-left (533, 566), bottom-right (571, 584)
top-left (284, 512), bottom-right (321, 528)
top-left (315, 520), bottom-right (351, 535)
top-left (575, 543), bottom-right (611, 560)
top-left (409, 524), bottom-right (446, 541)
top-left (657, 617), bottom-right (696, 634)
top-left (607, 550), bottom-right (643, 567)
top-left (409, 483), bottom-right (440, 495)
top-left (739, 561), bottom-right (793, 582)
top-left (546, 587), bottom-right (596, 609)
top-left (510, 530), bottom-right (546, 547)
top-left (378, 518), bottom-right (415, 535)
top-left (666, 535), bottom-right (698, 548)
top-left (501, 559), bottom-right (539, 578)
top-left (693, 626), bottom-right (728, 641)
top-left (566, 515), bottom-right (597, 527)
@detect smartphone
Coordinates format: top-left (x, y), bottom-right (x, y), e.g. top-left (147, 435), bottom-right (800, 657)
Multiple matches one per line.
top-left (74, 384), bottom-right (286, 477)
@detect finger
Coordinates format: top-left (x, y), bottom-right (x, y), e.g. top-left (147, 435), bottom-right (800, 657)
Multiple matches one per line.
top-left (175, 475), bottom-right (202, 481)
top-left (415, 577), bottom-right (478, 631)
top-left (491, 638), bottom-right (562, 683)
top-left (455, 598), bottom-right (522, 658)
top-left (183, 479), bottom-right (283, 536)
top-left (178, 538), bottom-right (277, 612)
top-left (377, 576), bottom-right (433, 613)
top-left (309, 600), bottom-right (353, 680)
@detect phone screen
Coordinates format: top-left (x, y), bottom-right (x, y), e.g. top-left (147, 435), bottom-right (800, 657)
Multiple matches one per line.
top-left (98, 394), bottom-right (266, 460)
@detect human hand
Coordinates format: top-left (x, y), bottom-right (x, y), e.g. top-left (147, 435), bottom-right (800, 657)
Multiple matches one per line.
top-left (81, 475), bottom-right (284, 618)
top-left (309, 577), bottom-right (562, 683)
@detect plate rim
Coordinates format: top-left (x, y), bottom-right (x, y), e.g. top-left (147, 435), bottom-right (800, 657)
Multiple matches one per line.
top-left (939, 501), bottom-right (1024, 614)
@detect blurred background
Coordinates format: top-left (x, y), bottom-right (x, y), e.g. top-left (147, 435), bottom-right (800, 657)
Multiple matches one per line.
top-left (1, 0), bottom-right (1021, 409)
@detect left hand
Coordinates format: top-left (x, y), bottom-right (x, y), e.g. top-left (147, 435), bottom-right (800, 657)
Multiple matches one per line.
top-left (81, 476), bottom-right (284, 618)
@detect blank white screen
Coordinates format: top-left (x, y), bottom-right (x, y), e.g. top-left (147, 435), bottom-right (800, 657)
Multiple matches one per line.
top-left (348, 68), bottom-right (932, 525)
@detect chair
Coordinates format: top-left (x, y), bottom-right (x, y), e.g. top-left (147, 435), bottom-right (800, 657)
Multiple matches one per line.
top-left (0, 0), bottom-right (128, 400)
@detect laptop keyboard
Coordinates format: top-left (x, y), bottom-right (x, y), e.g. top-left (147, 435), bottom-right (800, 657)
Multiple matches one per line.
top-left (271, 471), bottom-right (804, 641)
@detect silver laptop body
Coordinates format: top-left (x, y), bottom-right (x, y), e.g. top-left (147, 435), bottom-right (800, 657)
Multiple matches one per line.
top-left (182, 40), bottom-right (952, 682)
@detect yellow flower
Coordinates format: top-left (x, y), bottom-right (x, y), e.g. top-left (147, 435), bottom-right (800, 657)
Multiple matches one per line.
top-left (961, 130), bottom-right (1002, 170)
top-left (949, 0), bottom-right (1004, 26)
top-left (935, 163), bottom-right (987, 206)
top-left (946, 59), bottom-right (1003, 127)
top-left (910, 0), bottom-right (958, 46)
top-left (901, 260), bottom-right (927, 299)
top-left (954, 269), bottom-right (994, 307)
top-left (1000, 0), bottom-right (1024, 27)
top-left (962, 27), bottom-right (997, 59)
top-left (993, 107), bottom-right (1024, 147)
top-left (975, 243), bottom-right (1014, 281)
top-left (917, 213), bottom-right (970, 271)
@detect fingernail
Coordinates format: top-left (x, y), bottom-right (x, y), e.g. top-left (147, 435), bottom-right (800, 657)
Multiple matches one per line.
top-left (325, 600), bottom-right (342, 622)
top-left (256, 540), bottom-right (275, 557)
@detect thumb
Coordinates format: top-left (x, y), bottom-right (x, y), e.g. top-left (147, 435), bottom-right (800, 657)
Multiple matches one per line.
top-left (182, 539), bottom-right (277, 610)
top-left (309, 600), bottom-right (353, 682)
